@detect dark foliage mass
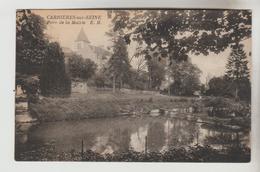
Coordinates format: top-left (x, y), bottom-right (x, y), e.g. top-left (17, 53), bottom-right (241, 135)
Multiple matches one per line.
top-left (206, 45), bottom-right (251, 101)
top-left (16, 144), bottom-right (250, 162)
top-left (40, 42), bottom-right (71, 96)
top-left (146, 58), bottom-right (165, 90)
top-left (112, 10), bottom-right (251, 62)
top-left (16, 74), bottom-right (40, 104)
top-left (68, 53), bottom-right (97, 80)
top-left (169, 60), bottom-right (201, 96)
top-left (225, 44), bottom-right (251, 101)
top-left (16, 10), bottom-right (71, 96)
top-left (106, 36), bottom-right (131, 91)
top-left (108, 10), bottom-right (251, 94)
top-left (207, 76), bottom-right (231, 97)
top-left (16, 10), bottom-right (47, 75)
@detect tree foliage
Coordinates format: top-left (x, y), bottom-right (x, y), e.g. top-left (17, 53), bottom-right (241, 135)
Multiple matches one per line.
top-left (226, 44), bottom-right (250, 80)
top-left (16, 9), bottom-right (48, 74)
top-left (68, 53), bottom-right (97, 81)
top-left (108, 10), bottom-right (251, 94)
top-left (111, 10), bottom-right (251, 62)
top-left (16, 10), bottom-right (71, 96)
top-left (146, 58), bottom-right (165, 90)
top-left (16, 74), bottom-right (40, 104)
top-left (108, 37), bottom-right (131, 78)
top-left (128, 69), bottom-right (149, 90)
top-left (169, 60), bottom-right (201, 96)
top-left (40, 42), bottom-right (71, 96)
top-left (206, 76), bottom-right (251, 101)
top-left (105, 11), bottom-right (133, 91)
top-left (107, 36), bottom-right (131, 91)
top-left (225, 44), bottom-right (251, 100)
top-left (206, 76), bottom-right (231, 97)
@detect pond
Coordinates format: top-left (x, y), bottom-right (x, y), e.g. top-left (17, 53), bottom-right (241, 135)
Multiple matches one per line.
top-left (15, 116), bottom-right (250, 157)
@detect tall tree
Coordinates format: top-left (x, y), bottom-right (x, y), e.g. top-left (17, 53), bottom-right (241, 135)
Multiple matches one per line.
top-left (107, 37), bottom-right (131, 92)
top-left (146, 57), bottom-right (165, 90)
top-left (106, 11), bottom-right (132, 92)
top-left (225, 44), bottom-right (250, 99)
top-left (16, 9), bottom-right (48, 75)
top-left (40, 42), bottom-right (71, 96)
top-left (169, 60), bottom-right (201, 96)
top-left (16, 10), bottom-right (46, 102)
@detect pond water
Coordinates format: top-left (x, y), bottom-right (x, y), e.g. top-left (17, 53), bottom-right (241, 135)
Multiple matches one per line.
top-left (15, 116), bottom-right (250, 155)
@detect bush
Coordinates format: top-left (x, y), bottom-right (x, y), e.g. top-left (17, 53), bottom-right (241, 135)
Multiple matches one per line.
top-left (204, 97), bottom-right (250, 118)
top-left (16, 145), bottom-right (250, 162)
top-left (16, 74), bottom-right (40, 103)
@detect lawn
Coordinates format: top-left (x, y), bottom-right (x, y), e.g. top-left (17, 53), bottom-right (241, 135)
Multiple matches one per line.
top-left (31, 89), bottom-right (197, 121)
top-left (30, 89), bottom-right (249, 124)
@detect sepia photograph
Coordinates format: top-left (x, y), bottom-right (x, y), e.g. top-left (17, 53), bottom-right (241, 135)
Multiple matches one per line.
top-left (15, 9), bottom-right (252, 162)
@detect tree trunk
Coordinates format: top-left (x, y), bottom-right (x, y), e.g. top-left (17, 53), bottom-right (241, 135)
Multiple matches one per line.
top-left (113, 75), bottom-right (116, 93)
top-left (120, 77), bottom-right (123, 90)
top-left (148, 74), bottom-right (152, 90)
top-left (235, 87), bottom-right (239, 100)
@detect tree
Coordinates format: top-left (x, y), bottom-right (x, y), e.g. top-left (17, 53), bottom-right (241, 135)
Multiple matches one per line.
top-left (108, 10), bottom-right (251, 95)
top-left (16, 9), bottom-right (48, 75)
top-left (40, 42), bottom-right (71, 96)
top-left (111, 10), bottom-right (251, 63)
top-left (146, 57), bottom-right (165, 90)
top-left (128, 69), bottom-right (149, 90)
top-left (225, 44), bottom-right (250, 100)
top-left (169, 60), bottom-right (201, 96)
top-left (68, 53), bottom-right (97, 81)
top-left (16, 10), bottom-right (71, 97)
top-left (106, 11), bottom-right (132, 92)
top-left (107, 37), bottom-right (131, 92)
top-left (206, 76), bottom-right (231, 97)
top-left (93, 72), bottom-right (106, 88)
top-left (127, 53), bottom-right (149, 90)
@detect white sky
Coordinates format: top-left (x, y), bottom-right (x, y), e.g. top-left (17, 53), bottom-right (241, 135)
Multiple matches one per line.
top-left (33, 10), bottom-right (252, 84)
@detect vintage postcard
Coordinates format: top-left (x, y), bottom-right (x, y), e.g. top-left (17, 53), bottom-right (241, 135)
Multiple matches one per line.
top-left (15, 9), bottom-right (251, 162)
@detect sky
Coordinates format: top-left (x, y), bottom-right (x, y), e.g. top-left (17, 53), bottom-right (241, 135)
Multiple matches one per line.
top-left (33, 9), bottom-right (252, 84)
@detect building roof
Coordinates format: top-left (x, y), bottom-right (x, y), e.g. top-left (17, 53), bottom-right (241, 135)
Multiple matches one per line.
top-left (75, 27), bottom-right (90, 43)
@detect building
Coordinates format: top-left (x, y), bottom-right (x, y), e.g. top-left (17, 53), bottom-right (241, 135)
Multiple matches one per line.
top-left (62, 28), bottom-right (111, 93)
top-left (72, 27), bottom-right (111, 69)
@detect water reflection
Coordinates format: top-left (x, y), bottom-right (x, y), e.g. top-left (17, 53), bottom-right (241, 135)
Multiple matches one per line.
top-left (108, 128), bottom-right (131, 152)
top-left (168, 119), bottom-right (199, 148)
top-left (147, 122), bottom-right (166, 152)
top-left (15, 116), bottom-right (250, 155)
top-left (130, 125), bottom-right (148, 152)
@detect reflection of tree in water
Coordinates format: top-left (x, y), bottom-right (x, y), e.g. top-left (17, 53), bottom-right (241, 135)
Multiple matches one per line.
top-left (168, 119), bottom-right (199, 148)
top-left (16, 123), bottom-right (41, 153)
top-left (147, 122), bottom-right (166, 152)
top-left (16, 123), bottom-right (35, 145)
top-left (201, 123), bottom-right (249, 148)
top-left (107, 128), bottom-right (131, 152)
top-left (204, 132), bottom-right (241, 148)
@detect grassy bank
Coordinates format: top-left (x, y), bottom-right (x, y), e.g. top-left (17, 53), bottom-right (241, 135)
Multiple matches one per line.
top-left (30, 90), bottom-right (249, 123)
top-left (30, 91), bottom-right (197, 122)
